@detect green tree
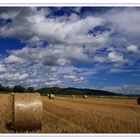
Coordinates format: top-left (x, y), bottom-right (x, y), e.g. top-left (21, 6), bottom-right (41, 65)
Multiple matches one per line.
top-left (0, 83), bottom-right (5, 92)
top-left (13, 85), bottom-right (25, 93)
top-left (26, 87), bottom-right (35, 93)
top-left (5, 86), bottom-right (12, 92)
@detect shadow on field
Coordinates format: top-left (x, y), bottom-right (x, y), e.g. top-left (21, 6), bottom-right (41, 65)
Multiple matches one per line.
top-left (5, 122), bottom-right (14, 130)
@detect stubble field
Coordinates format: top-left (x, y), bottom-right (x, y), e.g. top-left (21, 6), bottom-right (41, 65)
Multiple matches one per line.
top-left (0, 94), bottom-right (140, 133)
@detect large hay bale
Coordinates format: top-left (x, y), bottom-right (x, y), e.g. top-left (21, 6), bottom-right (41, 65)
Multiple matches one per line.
top-left (49, 94), bottom-right (55, 99)
top-left (137, 96), bottom-right (140, 105)
top-left (0, 94), bottom-right (13, 131)
top-left (83, 95), bottom-right (87, 99)
top-left (12, 93), bottom-right (42, 131)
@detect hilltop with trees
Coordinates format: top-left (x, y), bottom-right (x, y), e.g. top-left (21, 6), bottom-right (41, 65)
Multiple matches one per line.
top-left (0, 83), bottom-right (122, 96)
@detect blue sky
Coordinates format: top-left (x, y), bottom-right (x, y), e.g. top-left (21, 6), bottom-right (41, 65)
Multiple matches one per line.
top-left (0, 7), bottom-right (140, 94)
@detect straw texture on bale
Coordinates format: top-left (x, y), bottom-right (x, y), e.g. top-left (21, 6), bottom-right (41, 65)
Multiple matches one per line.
top-left (49, 94), bottom-right (55, 99)
top-left (83, 95), bottom-right (87, 99)
top-left (12, 93), bottom-right (42, 131)
top-left (0, 94), bottom-right (12, 132)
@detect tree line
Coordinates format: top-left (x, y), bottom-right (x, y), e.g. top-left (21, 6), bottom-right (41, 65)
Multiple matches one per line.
top-left (0, 83), bottom-right (35, 93)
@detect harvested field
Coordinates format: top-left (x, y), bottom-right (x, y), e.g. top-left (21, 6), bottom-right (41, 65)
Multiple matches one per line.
top-left (0, 94), bottom-right (140, 133)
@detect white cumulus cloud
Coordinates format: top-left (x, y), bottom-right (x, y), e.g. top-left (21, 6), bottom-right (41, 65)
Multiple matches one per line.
top-left (0, 64), bottom-right (6, 73)
top-left (127, 45), bottom-right (139, 53)
top-left (108, 52), bottom-right (124, 62)
top-left (64, 75), bottom-right (84, 83)
top-left (4, 54), bottom-right (26, 64)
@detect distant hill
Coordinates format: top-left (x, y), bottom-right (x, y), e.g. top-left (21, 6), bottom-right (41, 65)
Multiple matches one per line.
top-left (37, 87), bottom-right (122, 96)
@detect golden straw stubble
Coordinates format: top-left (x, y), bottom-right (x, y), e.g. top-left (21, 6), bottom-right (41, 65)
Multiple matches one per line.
top-left (13, 93), bottom-right (42, 131)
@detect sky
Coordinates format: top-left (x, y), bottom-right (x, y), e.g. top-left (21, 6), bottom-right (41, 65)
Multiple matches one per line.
top-left (0, 7), bottom-right (140, 94)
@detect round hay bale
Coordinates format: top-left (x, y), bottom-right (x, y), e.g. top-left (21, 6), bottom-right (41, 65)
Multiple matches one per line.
top-left (11, 92), bottom-right (14, 95)
top-left (49, 94), bottom-right (55, 99)
top-left (83, 95), bottom-right (87, 99)
top-left (0, 94), bottom-right (13, 129)
top-left (12, 93), bottom-right (42, 131)
top-left (71, 95), bottom-right (75, 98)
top-left (137, 96), bottom-right (140, 105)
